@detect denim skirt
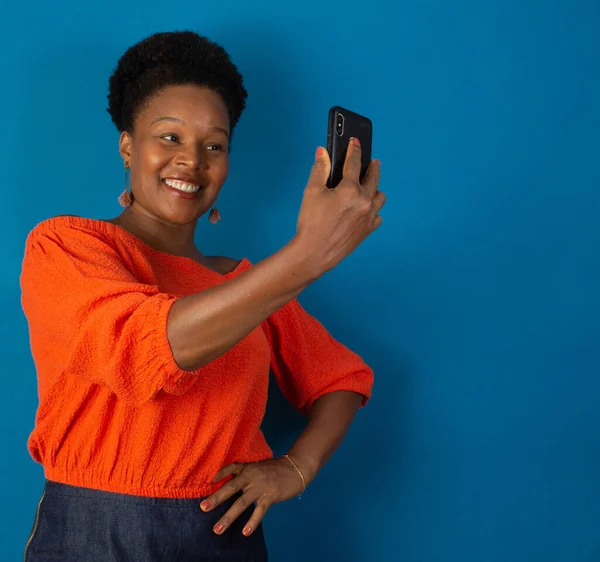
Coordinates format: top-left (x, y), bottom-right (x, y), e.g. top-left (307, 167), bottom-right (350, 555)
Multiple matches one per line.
top-left (24, 480), bottom-right (268, 561)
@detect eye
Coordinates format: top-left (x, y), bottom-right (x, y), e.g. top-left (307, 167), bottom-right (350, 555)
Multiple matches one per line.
top-left (206, 143), bottom-right (226, 152)
top-left (161, 134), bottom-right (179, 143)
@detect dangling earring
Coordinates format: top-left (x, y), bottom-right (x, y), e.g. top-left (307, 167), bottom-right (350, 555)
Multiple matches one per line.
top-left (208, 206), bottom-right (221, 224)
top-left (118, 162), bottom-right (133, 207)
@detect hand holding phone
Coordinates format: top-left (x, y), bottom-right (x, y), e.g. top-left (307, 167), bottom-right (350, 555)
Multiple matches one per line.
top-left (292, 110), bottom-right (384, 278)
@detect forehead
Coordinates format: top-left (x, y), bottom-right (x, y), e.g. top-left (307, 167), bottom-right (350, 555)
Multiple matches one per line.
top-left (136, 85), bottom-right (230, 130)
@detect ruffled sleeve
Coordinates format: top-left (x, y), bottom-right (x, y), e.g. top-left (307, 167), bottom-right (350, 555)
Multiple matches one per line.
top-left (20, 221), bottom-right (198, 406)
top-left (261, 298), bottom-right (374, 415)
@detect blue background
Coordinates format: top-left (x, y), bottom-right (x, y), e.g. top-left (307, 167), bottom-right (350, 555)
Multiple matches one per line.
top-left (3, 1), bottom-right (600, 560)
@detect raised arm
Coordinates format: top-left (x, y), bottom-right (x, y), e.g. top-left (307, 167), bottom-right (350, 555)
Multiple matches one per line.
top-left (167, 139), bottom-right (384, 371)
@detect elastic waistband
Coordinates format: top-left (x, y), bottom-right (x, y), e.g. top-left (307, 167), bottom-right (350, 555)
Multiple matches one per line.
top-left (44, 480), bottom-right (205, 508)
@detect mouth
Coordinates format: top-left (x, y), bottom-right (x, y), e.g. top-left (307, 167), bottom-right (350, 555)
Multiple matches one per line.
top-left (162, 177), bottom-right (204, 199)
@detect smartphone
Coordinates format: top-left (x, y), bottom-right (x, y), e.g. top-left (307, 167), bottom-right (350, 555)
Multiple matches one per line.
top-left (326, 106), bottom-right (373, 188)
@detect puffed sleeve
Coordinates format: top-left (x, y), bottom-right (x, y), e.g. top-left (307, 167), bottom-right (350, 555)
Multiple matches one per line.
top-left (20, 223), bottom-right (198, 406)
top-left (260, 298), bottom-right (374, 415)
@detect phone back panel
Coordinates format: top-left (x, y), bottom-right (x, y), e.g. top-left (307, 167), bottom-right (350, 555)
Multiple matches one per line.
top-left (326, 106), bottom-right (372, 188)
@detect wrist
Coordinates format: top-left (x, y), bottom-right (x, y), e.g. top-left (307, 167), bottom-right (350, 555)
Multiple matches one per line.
top-left (280, 454), bottom-right (307, 495)
top-left (283, 236), bottom-right (323, 283)
top-left (284, 450), bottom-right (320, 486)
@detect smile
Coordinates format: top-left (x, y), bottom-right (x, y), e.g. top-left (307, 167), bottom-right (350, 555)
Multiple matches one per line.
top-left (163, 178), bottom-right (202, 193)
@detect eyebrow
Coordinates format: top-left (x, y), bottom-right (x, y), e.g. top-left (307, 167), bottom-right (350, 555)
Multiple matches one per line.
top-left (150, 116), bottom-right (229, 137)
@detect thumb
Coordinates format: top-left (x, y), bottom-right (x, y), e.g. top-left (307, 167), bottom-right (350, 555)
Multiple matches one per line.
top-left (307, 146), bottom-right (331, 187)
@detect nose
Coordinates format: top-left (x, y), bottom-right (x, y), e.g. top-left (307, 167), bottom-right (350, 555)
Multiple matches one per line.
top-left (174, 143), bottom-right (208, 170)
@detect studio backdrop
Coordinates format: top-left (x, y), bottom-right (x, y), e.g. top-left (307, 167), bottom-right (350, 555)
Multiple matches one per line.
top-left (2, 1), bottom-right (599, 561)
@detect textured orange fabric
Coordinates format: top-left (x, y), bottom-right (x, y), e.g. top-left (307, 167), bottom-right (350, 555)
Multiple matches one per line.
top-left (20, 216), bottom-right (374, 498)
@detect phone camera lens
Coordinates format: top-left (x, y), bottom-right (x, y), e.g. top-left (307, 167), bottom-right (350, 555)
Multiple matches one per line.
top-left (336, 114), bottom-right (344, 136)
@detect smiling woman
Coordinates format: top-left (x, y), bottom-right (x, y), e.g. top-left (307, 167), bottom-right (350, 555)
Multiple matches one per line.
top-left (119, 85), bottom-right (231, 225)
top-left (20, 30), bottom-right (384, 561)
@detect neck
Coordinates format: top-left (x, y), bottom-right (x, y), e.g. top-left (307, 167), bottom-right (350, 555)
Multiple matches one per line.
top-left (111, 206), bottom-right (201, 258)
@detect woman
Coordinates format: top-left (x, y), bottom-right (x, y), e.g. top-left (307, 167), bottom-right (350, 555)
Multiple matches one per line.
top-left (21, 30), bottom-right (385, 560)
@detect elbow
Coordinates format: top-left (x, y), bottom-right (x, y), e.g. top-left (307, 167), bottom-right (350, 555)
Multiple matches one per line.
top-left (170, 344), bottom-right (214, 372)
top-left (166, 300), bottom-right (213, 372)
top-left (173, 354), bottom-right (202, 372)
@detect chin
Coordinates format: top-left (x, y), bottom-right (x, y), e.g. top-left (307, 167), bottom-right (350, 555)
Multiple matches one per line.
top-left (154, 205), bottom-right (205, 226)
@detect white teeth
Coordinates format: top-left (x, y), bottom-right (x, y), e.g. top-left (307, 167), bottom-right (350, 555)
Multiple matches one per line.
top-left (164, 178), bottom-right (201, 193)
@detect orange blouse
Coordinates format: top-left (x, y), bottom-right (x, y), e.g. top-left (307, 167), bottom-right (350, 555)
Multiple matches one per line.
top-left (20, 216), bottom-right (374, 498)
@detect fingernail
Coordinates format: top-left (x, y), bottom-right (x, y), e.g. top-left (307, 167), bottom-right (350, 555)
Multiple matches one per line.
top-left (373, 159), bottom-right (381, 167)
top-left (353, 137), bottom-right (361, 147)
top-left (214, 523), bottom-right (224, 534)
top-left (200, 501), bottom-right (211, 511)
top-left (315, 147), bottom-right (325, 160)
top-left (243, 526), bottom-right (252, 536)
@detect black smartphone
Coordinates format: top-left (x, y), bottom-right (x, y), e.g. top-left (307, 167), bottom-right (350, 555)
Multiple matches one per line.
top-left (326, 106), bottom-right (373, 188)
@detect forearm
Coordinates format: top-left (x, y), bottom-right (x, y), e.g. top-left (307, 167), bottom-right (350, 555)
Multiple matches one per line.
top-left (286, 390), bottom-right (364, 484)
top-left (168, 238), bottom-right (317, 371)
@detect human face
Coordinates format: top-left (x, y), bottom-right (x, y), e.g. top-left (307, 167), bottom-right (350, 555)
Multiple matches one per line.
top-left (119, 84), bottom-right (230, 226)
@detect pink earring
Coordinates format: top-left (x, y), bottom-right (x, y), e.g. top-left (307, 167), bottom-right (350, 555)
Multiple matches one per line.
top-left (208, 206), bottom-right (221, 224)
top-left (118, 162), bottom-right (132, 207)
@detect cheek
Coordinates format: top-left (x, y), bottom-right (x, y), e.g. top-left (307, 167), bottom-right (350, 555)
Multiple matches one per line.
top-left (211, 157), bottom-right (229, 183)
top-left (136, 142), bottom-right (171, 172)
top-left (146, 150), bottom-right (171, 171)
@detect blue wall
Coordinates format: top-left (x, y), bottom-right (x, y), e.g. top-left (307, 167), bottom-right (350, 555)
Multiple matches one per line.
top-left (3, 1), bottom-right (600, 560)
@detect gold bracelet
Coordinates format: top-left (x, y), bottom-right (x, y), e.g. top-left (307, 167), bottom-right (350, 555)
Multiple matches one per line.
top-left (281, 454), bottom-right (306, 496)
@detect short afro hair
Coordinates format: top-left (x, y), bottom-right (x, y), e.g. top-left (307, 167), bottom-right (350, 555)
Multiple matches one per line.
top-left (107, 31), bottom-right (247, 135)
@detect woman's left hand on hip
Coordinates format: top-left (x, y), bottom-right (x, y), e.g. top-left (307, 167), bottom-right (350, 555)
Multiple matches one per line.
top-left (200, 458), bottom-right (307, 537)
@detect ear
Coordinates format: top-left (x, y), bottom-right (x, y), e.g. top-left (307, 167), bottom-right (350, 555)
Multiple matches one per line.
top-left (119, 131), bottom-right (133, 165)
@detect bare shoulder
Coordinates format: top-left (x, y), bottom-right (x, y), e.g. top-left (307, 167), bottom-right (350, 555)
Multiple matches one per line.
top-left (206, 255), bottom-right (244, 275)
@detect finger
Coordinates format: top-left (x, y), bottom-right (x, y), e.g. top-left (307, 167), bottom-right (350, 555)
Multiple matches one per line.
top-left (368, 191), bottom-right (385, 233)
top-left (361, 159), bottom-right (381, 198)
top-left (371, 214), bottom-right (383, 231)
top-left (212, 462), bottom-right (244, 483)
top-left (242, 498), bottom-right (272, 537)
top-left (201, 472), bottom-right (246, 512)
top-left (371, 190), bottom-right (386, 216)
top-left (213, 492), bottom-right (257, 535)
top-left (307, 146), bottom-right (331, 187)
top-left (341, 137), bottom-right (362, 184)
